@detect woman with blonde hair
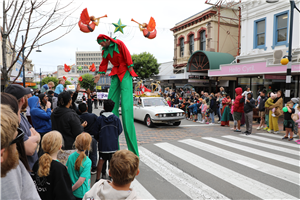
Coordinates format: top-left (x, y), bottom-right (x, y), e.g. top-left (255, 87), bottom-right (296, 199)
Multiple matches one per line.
top-left (66, 133), bottom-right (92, 200)
top-left (31, 131), bottom-right (74, 200)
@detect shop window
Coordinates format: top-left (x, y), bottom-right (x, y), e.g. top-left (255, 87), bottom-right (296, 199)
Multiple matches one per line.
top-left (189, 34), bottom-right (194, 55)
top-left (272, 11), bottom-right (289, 49)
top-left (200, 31), bottom-right (206, 51)
top-left (180, 38), bottom-right (184, 57)
top-left (254, 18), bottom-right (266, 50)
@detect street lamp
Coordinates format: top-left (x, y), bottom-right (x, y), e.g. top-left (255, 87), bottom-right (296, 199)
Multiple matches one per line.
top-left (267, 0), bottom-right (300, 103)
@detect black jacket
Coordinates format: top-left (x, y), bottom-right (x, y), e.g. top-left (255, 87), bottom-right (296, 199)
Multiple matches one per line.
top-left (258, 96), bottom-right (268, 111)
top-left (79, 112), bottom-right (98, 136)
top-left (210, 97), bottom-right (217, 113)
top-left (242, 93), bottom-right (256, 113)
top-left (31, 160), bottom-right (75, 200)
top-left (51, 107), bottom-right (83, 150)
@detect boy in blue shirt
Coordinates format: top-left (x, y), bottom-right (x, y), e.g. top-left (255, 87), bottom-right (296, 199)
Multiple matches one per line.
top-left (95, 99), bottom-right (123, 182)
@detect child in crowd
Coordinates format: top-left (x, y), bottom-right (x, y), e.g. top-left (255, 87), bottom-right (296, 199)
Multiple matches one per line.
top-left (294, 105), bottom-right (300, 139)
top-left (66, 133), bottom-right (92, 200)
top-left (200, 100), bottom-right (207, 123)
top-left (31, 131), bottom-right (74, 200)
top-left (166, 97), bottom-right (171, 107)
top-left (282, 101), bottom-right (295, 141)
top-left (95, 99), bottom-right (123, 182)
top-left (83, 150), bottom-right (139, 200)
top-left (231, 101), bottom-right (237, 130)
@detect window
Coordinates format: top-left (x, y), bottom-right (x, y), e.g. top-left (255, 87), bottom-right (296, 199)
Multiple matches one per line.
top-left (200, 31), bottom-right (206, 51)
top-left (254, 18), bottom-right (266, 49)
top-left (189, 34), bottom-right (194, 55)
top-left (273, 11), bottom-right (289, 48)
top-left (180, 38), bottom-right (184, 57)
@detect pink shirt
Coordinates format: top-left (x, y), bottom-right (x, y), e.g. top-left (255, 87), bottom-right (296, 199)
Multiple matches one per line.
top-left (201, 104), bottom-right (207, 113)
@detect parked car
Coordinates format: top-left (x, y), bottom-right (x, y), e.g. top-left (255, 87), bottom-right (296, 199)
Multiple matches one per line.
top-left (76, 92), bottom-right (87, 103)
top-left (133, 97), bottom-right (185, 127)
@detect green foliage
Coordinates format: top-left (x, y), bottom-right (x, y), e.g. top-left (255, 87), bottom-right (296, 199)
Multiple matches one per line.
top-left (79, 73), bottom-right (96, 91)
top-left (131, 52), bottom-right (160, 80)
top-left (41, 77), bottom-right (59, 87)
top-left (64, 80), bottom-right (72, 88)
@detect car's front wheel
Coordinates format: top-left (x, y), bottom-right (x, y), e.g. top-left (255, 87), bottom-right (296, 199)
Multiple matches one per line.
top-left (144, 115), bottom-right (154, 128)
top-left (173, 121), bottom-right (181, 126)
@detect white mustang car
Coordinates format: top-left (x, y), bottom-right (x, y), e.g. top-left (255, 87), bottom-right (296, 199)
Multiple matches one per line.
top-left (133, 97), bottom-right (185, 127)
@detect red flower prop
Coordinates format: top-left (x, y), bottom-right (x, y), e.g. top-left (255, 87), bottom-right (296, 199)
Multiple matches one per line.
top-left (63, 76), bottom-right (67, 81)
top-left (64, 64), bottom-right (71, 72)
top-left (79, 76), bottom-right (83, 82)
top-left (89, 63), bottom-right (96, 72)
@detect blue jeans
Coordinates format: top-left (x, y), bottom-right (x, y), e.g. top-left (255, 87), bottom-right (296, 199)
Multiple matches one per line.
top-left (86, 137), bottom-right (98, 168)
top-left (210, 112), bottom-right (215, 123)
top-left (198, 113), bottom-right (202, 121)
top-left (219, 107), bottom-right (222, 119)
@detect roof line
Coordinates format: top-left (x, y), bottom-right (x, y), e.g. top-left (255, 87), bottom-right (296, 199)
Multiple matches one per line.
top-left (175, 6), bottom-right (212, 25)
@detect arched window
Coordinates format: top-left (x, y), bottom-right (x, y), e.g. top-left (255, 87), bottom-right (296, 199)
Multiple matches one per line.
top-left (180, 38), bottom-right (184, 57)
top-left (189, 34), bottom-right (194, 55)
top-left (200, 31), bottom-right (206, 51)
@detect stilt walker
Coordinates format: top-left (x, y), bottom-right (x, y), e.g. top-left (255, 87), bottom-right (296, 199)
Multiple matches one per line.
top-left (94, 34), bottom-right (139, 156)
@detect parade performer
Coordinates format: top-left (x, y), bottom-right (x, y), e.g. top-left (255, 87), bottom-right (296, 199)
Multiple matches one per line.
top-left (94, 34), bottom-right (139, 156)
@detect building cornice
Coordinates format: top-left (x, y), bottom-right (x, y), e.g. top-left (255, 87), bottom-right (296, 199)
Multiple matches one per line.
top-left (170, 10), bottom-right (217, 33)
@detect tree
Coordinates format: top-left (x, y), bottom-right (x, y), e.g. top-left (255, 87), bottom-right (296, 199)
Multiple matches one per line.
top-left (79, 74), bottom-right (96, 91)
top-left (131, 52), bottom-right (160, 80)
top-left (1, 0), bottom-right (77, 88)
top-left (64, 80), bottom-right (72, 88)
top-left (41, 76), bottom-right (58, 87)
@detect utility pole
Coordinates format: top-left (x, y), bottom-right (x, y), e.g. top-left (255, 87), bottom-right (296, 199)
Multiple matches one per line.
top-left (22, 35), bottom-right (26, 87)
top-left (2, 0), bottom-right (8, 87)
top-left (40, 68), bottom-right (42, 89)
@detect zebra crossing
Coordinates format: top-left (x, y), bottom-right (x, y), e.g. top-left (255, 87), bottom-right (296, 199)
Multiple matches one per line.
top-left (130, 133), bottom-right (300, 200)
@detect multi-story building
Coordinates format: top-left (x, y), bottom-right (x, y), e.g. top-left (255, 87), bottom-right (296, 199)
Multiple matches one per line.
top-left (208, 0), bottom-right (300, 98)
top-left (76, 51), bottom-right (102, 74)
top-left (168, 6), bottom-right (239, 93)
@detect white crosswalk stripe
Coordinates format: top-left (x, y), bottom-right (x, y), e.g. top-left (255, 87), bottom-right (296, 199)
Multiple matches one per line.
top-left (203, 137), bottom-right (300, 166)
top-left (223, 135), bottom-right (300, 155)
top-left (131, 134), bottom-right (300, 200)
top-left (179, 139), bottom-right (300, 185)
top-left (241, 133), bottom-right (300, 148)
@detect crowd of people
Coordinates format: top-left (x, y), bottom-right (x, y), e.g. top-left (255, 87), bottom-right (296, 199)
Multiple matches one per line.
top-left (162, 86), bottom-right (299, 138)
top-left (1, 82), bottom-right (140, 200)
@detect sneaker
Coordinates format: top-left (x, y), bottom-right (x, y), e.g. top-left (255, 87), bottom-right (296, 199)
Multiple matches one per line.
top-left (218, 121), bottom-right (221, 124)
top-left (257, 126), bottom-right (262, 130)
top-left (288, 138), bottom-right (294, 141)
top-left (246, 132), bottom-right (251, 135)
top-left (234, 129), bottom-right (241, 132)
top-left (263, 127), bottom-right (269, 131)
top-left (243, 131), bottom-right (249, 134)
top-left (273, 131), bottom-right (279, 134)
top-left (268, 129), bottom-right (273, 133)
top-left (282, 136), bottom-right (288, 140)
top-left (206, 122), bottom-right (209, 124)
top-left (209, 123), bottom-right (214, 125)
top-left (91, 167), bottom-right (97, 175)
top-left (272, 114), bottom-right (276, 117)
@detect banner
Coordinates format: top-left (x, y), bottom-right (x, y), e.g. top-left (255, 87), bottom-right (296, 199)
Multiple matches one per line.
top-left (97, 92), bottom-right (108, 99)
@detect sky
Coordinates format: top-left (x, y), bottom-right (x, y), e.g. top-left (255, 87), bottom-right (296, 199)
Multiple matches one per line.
top-left (2, 0), bottom-right (211, 73)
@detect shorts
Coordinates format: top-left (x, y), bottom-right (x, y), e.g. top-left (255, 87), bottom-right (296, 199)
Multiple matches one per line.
top-left (234, 112), bottom-right (242, 121)
top-left (99, 152), bottom-right (114, 161)
top-left (259, 111), bottom-right (265, 118)
top-left (193, 112), bottom-right (197, 115)
top-left (283, 120), bottom-right (294, 130)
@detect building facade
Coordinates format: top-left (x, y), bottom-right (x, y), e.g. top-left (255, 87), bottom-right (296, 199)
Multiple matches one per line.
top-left (208, 0), bottom-right (300, 98)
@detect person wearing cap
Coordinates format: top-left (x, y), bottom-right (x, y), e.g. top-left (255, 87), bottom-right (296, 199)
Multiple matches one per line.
top-left (4, 84), bottom-right (41, 170)
top-left (94, 34), bottom-right (139, 156)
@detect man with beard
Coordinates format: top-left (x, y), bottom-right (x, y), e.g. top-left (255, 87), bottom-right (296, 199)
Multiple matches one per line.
top-left (1, 103), bottom-right (40, 199)
top-left (5, 84), bottom-right (40, 169)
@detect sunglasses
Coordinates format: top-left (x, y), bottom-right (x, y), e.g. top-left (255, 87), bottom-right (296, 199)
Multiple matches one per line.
top-left (9, 128), bottom-right (25, 146)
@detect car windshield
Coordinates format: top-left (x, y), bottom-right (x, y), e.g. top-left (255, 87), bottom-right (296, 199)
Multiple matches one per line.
top-left (143, 98), bottom-right (168, 107)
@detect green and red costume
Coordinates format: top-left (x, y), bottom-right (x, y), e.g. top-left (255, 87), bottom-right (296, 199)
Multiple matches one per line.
top-left (97, 34), bottom-right (139, 156)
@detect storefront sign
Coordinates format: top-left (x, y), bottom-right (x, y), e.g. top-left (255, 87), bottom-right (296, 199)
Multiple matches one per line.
top-left (96, 86), bottom-right (102, 90)
top-left (188, 75), bottom-right (209, 80)
top-left (208, 62), bottom-right (300, 76)
top-left (97, 92), bottom-right (108, 99)
top-left (264, 75), bottom-right (286, 80)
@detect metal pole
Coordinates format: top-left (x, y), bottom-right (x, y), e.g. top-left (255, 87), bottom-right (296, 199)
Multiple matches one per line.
top-left (40, 68), bottom-right (42, 89)
top-left (285, 0), bottom-right (294, 103)
top-left (22, 35), bottom-right (26, 87)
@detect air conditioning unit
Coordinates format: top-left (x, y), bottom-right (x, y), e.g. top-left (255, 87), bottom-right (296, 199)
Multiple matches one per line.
top-left (273, 49), bottom-right (287, 64)
top-left (180, 52), bottom-right (184, 57)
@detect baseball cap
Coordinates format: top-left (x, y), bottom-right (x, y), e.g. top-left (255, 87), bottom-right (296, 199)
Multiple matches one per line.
top-left (4, 84), bottom-right (32, 100)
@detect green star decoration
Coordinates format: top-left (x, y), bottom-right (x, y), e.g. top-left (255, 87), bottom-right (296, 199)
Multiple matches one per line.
top-left (77, 66), bottom-right (82, 71)
top-left (112, 19), bottom-right (126, 34)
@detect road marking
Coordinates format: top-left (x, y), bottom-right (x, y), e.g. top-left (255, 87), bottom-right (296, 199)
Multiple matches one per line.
top-left (180, 139), bottom-right (300, 185)
top-left (242, 134), bottom-right (300, 148)
top-left (223, 135), bottom-right (300, 156)
top-left (203, 137), bottom-right (300, 167)
top-left (130, 179), bottom-right (156, 200)
top-left (180, 124), bottom-right (219, 127)
top-left (139, 146), bottom-right (229, 200)
top-left (155, 143), bottom-right (298, 200)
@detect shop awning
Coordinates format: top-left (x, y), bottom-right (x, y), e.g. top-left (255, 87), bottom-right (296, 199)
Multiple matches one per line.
top-left (15, 82), bottom-right (36, 87)
top-left (187, 51), bottom-right (235, 72)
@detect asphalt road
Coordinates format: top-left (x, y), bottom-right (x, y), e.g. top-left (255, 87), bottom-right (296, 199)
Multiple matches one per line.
top-left (90, 106), bottom-right (300, 200)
